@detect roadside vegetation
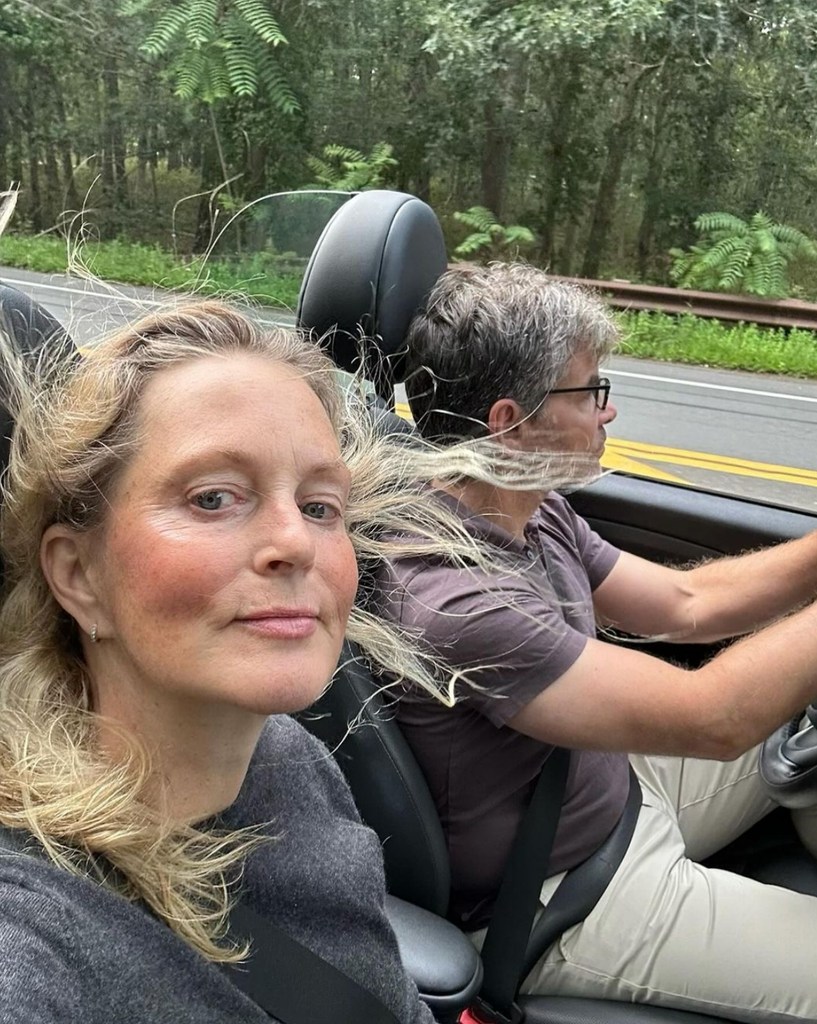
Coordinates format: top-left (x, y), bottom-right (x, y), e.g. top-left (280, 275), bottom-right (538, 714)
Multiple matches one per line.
top-left (0, 234), bottom-right (303, 309)
top-left (619, 312), bottom-right (817, 379)
top-left (4, 232), bottom-right (817, 380)
top-left (6, 2), bottom-right (817, 294)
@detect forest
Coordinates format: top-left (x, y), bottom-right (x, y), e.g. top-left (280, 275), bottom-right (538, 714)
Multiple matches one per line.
top-left (3, 0), bottom-right (817, 295)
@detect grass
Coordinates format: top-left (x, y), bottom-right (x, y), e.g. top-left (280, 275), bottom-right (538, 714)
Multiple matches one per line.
top-left (3, 233), bottom-right (817, 378)
top-left (0, 233), bottom-right (303, 311)
top-left (619, 311), bottom-right (817, 378)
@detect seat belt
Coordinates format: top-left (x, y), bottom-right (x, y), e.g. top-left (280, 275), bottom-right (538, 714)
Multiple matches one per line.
top-left (0, 825), bottom-right (401, 1024)
top-left (225, 902), bottom-right (402, 1024)
top-left (465, 746), bottom-right (571, 1024)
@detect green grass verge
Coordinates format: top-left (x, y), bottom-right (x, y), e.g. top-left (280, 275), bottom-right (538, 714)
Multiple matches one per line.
top-left (619, 311), bottom-right (817, 378)
top-left (3, 234), bottom-right (817, 378)
top-left (0, 234), bottom-right (303, 311)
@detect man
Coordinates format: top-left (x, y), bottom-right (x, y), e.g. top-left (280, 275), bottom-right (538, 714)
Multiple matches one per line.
top-left (374, 262), bottom-right (817, 1021)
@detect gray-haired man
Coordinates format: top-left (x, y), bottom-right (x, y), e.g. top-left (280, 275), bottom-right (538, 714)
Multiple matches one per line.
top-left (375, 261), bottom-right (817, 1021)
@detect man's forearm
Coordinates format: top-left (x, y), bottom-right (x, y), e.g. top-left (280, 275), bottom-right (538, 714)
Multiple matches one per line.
top-left (683, 529), bottom-right (817, 641)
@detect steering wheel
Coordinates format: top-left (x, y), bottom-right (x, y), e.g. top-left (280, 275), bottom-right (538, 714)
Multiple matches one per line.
top-left (759, 705), bottom-right (817, 807)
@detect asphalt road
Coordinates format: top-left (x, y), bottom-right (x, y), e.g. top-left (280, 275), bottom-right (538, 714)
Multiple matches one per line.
top-left (3, 266), bottom-right (817, 514)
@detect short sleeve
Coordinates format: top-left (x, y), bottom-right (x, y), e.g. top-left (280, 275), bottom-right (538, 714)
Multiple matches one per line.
top-left (383, 561), bottom-right (589, 726)
top-left (539, 495), bottom-right (620, 590)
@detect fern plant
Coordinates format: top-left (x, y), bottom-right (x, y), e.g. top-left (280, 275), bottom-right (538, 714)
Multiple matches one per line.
top-left (125, 0), bottom-right (298, 112)
top-left (669, 211), bottom-right (817, 298)
top-left (453, 207), bottom-right (535, 261)
top-left (304, 143), bottom-right (397, 191)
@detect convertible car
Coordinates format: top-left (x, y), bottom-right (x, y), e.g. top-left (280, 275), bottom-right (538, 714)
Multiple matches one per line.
top-left (3, 189), bottom-right (817, 1024)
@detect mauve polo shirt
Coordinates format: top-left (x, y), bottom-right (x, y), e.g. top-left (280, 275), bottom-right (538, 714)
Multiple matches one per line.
top-left (374, 491), bottom-right (630, 928)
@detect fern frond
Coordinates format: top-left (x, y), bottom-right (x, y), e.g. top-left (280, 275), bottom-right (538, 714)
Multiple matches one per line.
top-left (699, 236), bottom-right (747, 268)
top-left (203, 50), bottom-right (231, 102)
top-left (324, 144), bottom-right (366, 164)
top-left (454, 232), bottom-right (492, 256)
top-left (504, 225), bottom-right (535, 245)
top-left (695, 212), bottom-right (748, 237)
top-left (454, 207), bottom-right (497, 233)
top-left (183, 0), bottom-right (217, 47)
top-left (223, 34), bottom-right (258, 96)
top-left (140, 7), bottom-right (188, 56)
top-left (232, 0), bottom-right (288, 45)
top-left (244, 35), bottom-right (299, 113)
top-left (173, 50), bottom-right (206, 99)
top-left (772, 224), bottom-right (817, 258)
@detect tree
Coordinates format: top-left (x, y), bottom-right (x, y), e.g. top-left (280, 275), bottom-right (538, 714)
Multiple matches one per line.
top-left (127, 0), bottom-right (299, 249)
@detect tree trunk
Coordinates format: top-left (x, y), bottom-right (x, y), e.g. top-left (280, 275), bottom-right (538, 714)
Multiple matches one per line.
top-left (50, 72), bottom-right (81, 214)
top-left (481, 92), bottom-right (512, 221)
top-left (0, 55), bottom-right (11, 192)
top-left (43, 143), bottom-right (61, 225)
top-left (581, 65), bottom-right (656, 279)
top-left (24, 78), bottom-right (43, 231)
top-left (102, 66), bottom-right (129, 213)
top-left (193, 131), bottom-right (221, 254)
top-left (537, 62), bottom-right (582, 267)
top-left (636, 76), bottom-right (671, 280)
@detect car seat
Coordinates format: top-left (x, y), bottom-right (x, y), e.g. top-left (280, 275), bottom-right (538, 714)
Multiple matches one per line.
top-left (296, 190), bottom-right (817, 1024)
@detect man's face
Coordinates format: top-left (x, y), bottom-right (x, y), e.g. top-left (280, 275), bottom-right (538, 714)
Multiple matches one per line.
top-left (519, 349), bottom-right (617, 462)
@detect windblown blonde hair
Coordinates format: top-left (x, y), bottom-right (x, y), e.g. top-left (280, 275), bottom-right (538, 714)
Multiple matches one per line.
top-left (0, 300), bottom-right (593, 964)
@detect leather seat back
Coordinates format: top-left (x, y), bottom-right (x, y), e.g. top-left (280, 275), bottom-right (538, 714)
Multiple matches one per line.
top-left (303, 642), bottom-right (451, 916)
top-left (296, 190), bottom-right (447, 404)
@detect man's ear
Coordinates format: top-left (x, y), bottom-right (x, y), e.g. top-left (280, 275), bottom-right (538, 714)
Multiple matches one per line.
top-left (487, 398), bottom-right (526, 443)
top-left (40, 525), bottom-right (108, 637)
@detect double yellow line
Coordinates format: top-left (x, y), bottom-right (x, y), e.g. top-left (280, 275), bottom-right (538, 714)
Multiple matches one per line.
top-left (603, 439), bottom-right (817, 488)
top-left (394, 402), bottom-right (817, 490)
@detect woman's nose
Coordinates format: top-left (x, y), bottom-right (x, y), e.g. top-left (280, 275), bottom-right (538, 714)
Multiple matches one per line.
top-left (252, 508), bottom-right (316, 574)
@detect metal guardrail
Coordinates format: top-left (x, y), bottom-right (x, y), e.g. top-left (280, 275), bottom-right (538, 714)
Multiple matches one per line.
top-left (550, 276), bottom-right (817, 332)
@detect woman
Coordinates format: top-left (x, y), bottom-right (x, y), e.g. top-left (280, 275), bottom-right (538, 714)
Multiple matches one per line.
top-left (0, 299), bottom-right (495, 1022)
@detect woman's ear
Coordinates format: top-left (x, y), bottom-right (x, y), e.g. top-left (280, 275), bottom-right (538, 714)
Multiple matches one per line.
top-left (40, 525), bottom-right (107, 637)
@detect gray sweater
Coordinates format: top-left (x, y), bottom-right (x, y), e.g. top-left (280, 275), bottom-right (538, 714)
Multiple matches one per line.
top-left (0, 716), bottom-right (433, 1024)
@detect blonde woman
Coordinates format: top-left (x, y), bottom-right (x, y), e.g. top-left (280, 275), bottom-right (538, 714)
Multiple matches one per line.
top-left (0, 299), bottom-right (512, 1023)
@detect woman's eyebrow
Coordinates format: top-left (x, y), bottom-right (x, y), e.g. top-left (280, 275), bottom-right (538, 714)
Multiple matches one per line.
top-left (162, 447), bottom-right (257, 480)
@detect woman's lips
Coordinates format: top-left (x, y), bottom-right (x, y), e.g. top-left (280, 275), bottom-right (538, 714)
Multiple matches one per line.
top-left (236, 612), bottom-right (319, 639)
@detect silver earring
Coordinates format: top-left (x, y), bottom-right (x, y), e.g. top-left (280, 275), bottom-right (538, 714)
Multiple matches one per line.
top-left (89, 623), bottom-right (98, 644)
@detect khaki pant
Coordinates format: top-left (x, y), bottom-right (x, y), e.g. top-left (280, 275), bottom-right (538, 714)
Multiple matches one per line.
top-left (509, 748), bottom-right (817, 1021)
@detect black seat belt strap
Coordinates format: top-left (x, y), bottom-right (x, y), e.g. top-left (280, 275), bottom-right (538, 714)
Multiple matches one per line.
top-left (471, 746), bottom-right (571, 1024)
top-left (226, 902), bottom-right (402, 1024)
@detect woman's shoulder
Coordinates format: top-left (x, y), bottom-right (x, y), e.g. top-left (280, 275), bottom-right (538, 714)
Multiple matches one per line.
top-left (0, 844), bottom-right (270, 1023)
top-left (0, 849), bottom-right (99, 1019)
top-left (227, 714), bottom-right (361, 829)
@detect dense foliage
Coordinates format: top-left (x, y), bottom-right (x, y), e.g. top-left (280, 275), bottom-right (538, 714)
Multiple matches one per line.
top-left (3, 0), bottom-right (817, 293)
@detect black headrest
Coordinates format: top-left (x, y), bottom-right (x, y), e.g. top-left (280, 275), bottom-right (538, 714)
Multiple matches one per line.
top-left (0, 282), bottom-right (73, 479)
top-left (296, 191), bottom-right (447, 403)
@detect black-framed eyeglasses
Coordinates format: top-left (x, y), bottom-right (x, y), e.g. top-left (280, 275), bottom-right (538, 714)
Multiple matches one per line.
top-left (548, 377), bottom-right (611, 411)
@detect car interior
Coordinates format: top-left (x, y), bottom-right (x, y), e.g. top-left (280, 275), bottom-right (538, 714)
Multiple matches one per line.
top-left (294, 190), bottom-right (817, 1024)
top-left (3, 190), bottom-right (817, 1024)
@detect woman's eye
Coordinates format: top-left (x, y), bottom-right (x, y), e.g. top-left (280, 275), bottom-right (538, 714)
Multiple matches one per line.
top-left (192, 490), bottom-right (235, 511)
top-left (302, 501), bottom-right (339, 521)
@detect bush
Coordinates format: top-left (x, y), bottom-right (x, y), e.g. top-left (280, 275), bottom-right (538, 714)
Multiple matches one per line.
top-left (619, 311), bottom-right (817, 378)
top-left (0, 233), bottom-right (302, 309)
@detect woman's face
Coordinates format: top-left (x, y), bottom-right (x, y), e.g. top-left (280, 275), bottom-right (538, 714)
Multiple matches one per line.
top-left (79, 352), bottom-right (357, 724)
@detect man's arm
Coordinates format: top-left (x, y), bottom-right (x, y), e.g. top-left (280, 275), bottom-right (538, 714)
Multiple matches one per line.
top-left (508, 593), bottom-right (817, 761)
top-left (592, 531), bottom-right (817, 643)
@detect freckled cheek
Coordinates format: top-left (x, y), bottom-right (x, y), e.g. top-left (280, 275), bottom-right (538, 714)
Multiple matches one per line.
top-left (104, 526), bottom-right (238, 622)
top-left (321, 539), bottom-right (358, 621)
